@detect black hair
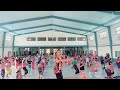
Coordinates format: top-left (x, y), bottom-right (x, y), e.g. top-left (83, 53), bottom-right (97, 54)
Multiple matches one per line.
top-left (38, 60), bottom-right (41, 64)
top-left (16, 70), bottom-right (20, 73)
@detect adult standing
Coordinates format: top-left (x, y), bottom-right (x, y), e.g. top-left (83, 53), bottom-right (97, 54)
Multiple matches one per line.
top-left (54, 49), bottom-right (73, 79)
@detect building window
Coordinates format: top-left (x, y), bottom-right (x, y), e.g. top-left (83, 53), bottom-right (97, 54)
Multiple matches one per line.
top-left (58, 37), bottom-right (66, 41)
top-left (68, 37), bottom-right (76, 41)
top-left (53, 37), bottom-right (56, 41)
top-left (48, 37), bottom-right (56, 41)
top-left (99, 31), bottom-right (107, 38)
top-left (115, 51), bottom-right (120, 57)
top-left (37, 37), bottom-right (46, 41)
top-left (26, 37), bottom-right (36, 41)
top-left (116, 26), bottom-right (120, 35)
top-left (48, 37), bottom-right (52, 41)
top-left (89, 35), bottom-right (94, 41)
top-left (115, 26), bottom-right (120, 40)
top-left (77, 37), bottom-right (86, 41)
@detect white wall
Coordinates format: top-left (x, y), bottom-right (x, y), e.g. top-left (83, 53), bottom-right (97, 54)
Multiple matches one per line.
top-left (87, 33), bottom-right (96, 54)
top-left (112, 46), bottom-right (120, 58)
top-left (98, 46), bottom-right (111, 57)
top-left (4, 33), bottom-right (13, 57)
top-left (88, 33), bottom-right (95, 47)
top-left (111, 22), bottom-right (120, 45)
top-left (0, 48), bottom-right (2, 57)
top-left (5, 33), bottom-right (13, 47)
top-left (4, 48), bottom-right (12, 57)
top-left (0, 31), bottom-right (3, 47)
top-left (97, 28), bottom-right (110, 46)
top-left (110, 22), bottom-right (120, 58)
top-left (88, 25), bottom-right (120, 58)
top-left (14, 30), bottom-right (87, 47)
top-left (0, 31), bottom-right (3, 57)
top-left (89, 46), bottom-right (96, 53)
top-left (88, 28), bottom-right (111, 56)
top-left (96, 28), bottom-right (111, 57)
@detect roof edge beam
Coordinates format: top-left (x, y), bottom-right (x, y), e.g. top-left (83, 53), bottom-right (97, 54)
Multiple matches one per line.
top-left (52, 15), bottom-right (106, 27)
top-left (55, 29), bottom-right (86, 36)
top-left (53, 24), bottom-right (92, 32)
top-left (15, 29), bottom-right (53, 36)
top-left (99, 11), bottom-right (120, 15)
top-left (0, 15), bottom-right (52, 26)
top-left (10, 24), bottom-right (91, 32)
top-left (10, 24), bottom-right (53, 32)
top-left (0, 15), bottom-right (106, 27)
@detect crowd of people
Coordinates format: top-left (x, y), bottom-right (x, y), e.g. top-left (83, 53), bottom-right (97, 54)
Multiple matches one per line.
top-left (0, 49), bottom-right (120, 79)
top-left (54, 50), bottom-right (120, 79)
top-left (0, 53), bottom-right (50, 79)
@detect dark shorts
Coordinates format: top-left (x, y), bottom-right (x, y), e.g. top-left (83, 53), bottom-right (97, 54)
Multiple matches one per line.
top-left (23, 67), bottom-right (28, 74)
top-left (80, 66), bottom-right (84, 70)
top-left (73, 65), bottom-right (79, 74)
top-left (111, 71), bottom-right (114, 75)
top-left (39, 70), bottom-right (42, 74)
top-left (38, 68), bottom-right (42, 74)
top-left (1, 69), bottom-right (5, 75)
top-left (105, 69), bottom-right (111, 76)
top-left (56, 70), bottom-right (63, 79)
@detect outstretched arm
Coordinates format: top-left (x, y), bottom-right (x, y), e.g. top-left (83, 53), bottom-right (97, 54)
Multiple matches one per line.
top-left (60, 57), bottom-right (74, 63)
top-left (55, 57), bottom-right (73, 63)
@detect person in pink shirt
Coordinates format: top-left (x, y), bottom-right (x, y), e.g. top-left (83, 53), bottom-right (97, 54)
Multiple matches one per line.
top-left (31, 56), bottom-right (35, 70)
top-left (95, 59), bottom-right (100, 67)
top-left (16, 61), bottom-right (19, 69)
top-left (109, 63), bottom-right (114, 75)
top-left (0, 61), bottom-right (5, 79)
top-left (67, 61), bottom-right (70, 67)
top-left (11, 57), bottom-right (15, 66)
top-left (16, 69), bottom-right (22, 79)
top-left (81, 70), bottom-right (86, 79)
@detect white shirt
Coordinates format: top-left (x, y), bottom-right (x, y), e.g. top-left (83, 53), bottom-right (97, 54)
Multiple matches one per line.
top-left (86, 57), bottom-right (89, 62)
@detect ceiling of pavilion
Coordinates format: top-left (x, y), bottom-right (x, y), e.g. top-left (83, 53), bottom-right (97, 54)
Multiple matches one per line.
top-left (0, 11), bottom-right (120, 36)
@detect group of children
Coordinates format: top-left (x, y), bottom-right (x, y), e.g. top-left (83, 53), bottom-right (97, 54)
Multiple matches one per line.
top-left (16, 54), bottom-right (49, 79)
top-left (69, 54), bottom-right (99, 79)
top-left (0, 53), bottom-right (50, 79)
top-left (0, 57), bottom-right (13, 79)
top-left (0, 51), bottom-right (120, 79)
top-left (68, 52), bottom-right (117, 79)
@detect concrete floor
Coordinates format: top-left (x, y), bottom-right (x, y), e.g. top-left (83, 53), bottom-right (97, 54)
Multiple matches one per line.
top-left (1, 59), bottom-right (120, 79)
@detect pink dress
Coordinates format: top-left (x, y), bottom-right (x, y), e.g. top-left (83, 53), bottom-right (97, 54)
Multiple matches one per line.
top-left (81, 72), bottom-right (86, 78)
top-left (16, 62), bottom-right (19, 69)
top-left (96, 61), bottom-right (100, 67)
top-left (67, 61), bottom-right (70, 66)
top-left (109, 65), bottom-right (114, 72)
top-left (23, 62), bottom-right (27, 68)
top-left (8, 57), bottom-right (12, 63)
top-left (0, 64), bottom-right (5, 70)
top-left (32, 61), bottom-right (34, 69)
